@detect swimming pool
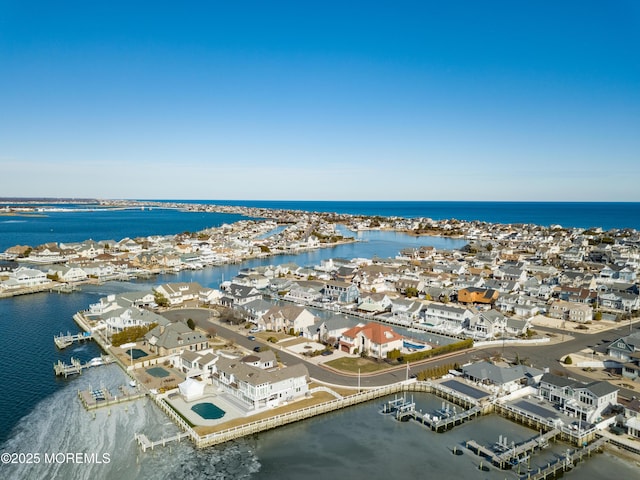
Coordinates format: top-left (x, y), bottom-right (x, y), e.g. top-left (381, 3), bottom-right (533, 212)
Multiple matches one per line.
top-left (191, 402), bottom-right (226, 420)
top-left (403, 341), bottom-right (426, 350)
top-left (129, 348), bottom-right (148, 360)
top-left (146, 367), bottom-right (170, 378)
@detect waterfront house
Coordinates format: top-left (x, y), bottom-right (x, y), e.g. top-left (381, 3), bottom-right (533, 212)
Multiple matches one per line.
top-left (283, 281), bottom-right (324, 304)
top-left (101, 306), bottom-right (169, 334)
top-left (538, 373), bottom-right (618, 423)
top-left (221, 283), bottom-right (262, 307)
top-left (422, 303), bottom-right (476, 333)
top-left (462, 361), bottom-right (543, 394)
top-left (46, 265), bottom-right (88, 283)
top-left (338, 322), bottom-right (403, 359)
top-left (154, 282), bottom-right (204, 306)
top-left (323, 280), bottom-right (359, 303)
top-left (357, 293), bottom-right (393, 315)
top-left (0, 266), bottom-right (51, 290)
top-left (144, 322), bottom-right (209, 357)
top-left (212, 357), bottom-right (309, 410)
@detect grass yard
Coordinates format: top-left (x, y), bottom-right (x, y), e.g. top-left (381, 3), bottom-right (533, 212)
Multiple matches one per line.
top-left (324, 356), bottom-right (393, 374)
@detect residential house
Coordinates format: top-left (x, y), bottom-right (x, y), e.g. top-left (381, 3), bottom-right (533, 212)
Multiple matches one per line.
top-left (144, 322), bottom-right (209, 357)
top-left (457, 287), bottom-right (499, 305)
top-left (172, 350), bottom-right (218, 378)
top-left (607, 332), bottom-right (640, 363)
top-left (259, 305), bottom-right (317, 334)
top-left (422, 303), bottom-right (476, 332)
top-left (339, 322), bottom-right (404, 359)
top-left (0, 267), bottom-right (51, 290)
top-left (323, 280), bottom-right (359, 303)
top-left (549, 300), bottom-right (593, 323)
top-left (212, 357), bottom-right (309, 409)
top-left (467, 309), bottom-right (507, 338)
top-left (462, 361), bottom-right (544, 394)
top-left (154, 282), bottom-right (204, 306)
top-left (538, 373), bottom-right (618, 423)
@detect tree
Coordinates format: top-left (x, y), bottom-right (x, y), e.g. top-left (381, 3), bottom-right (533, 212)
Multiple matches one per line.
top-left (405, 286), bottom-right (419, 298)
top-left (594, 311), bottom-right (603, 321)
top-left (154, 291), bottom-right (169, 307)
top-left (564, 355), bottom-right (573, 365)
top-left (187, 318), bottom-right (195, 330)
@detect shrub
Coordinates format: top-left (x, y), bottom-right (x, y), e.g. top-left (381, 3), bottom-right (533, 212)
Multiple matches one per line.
top-left (267, 336), bottom-right (278, 343)
top-left (400, 338), bottom-right (473, 363)
top-left (564, 355), bottom-right (573, 365)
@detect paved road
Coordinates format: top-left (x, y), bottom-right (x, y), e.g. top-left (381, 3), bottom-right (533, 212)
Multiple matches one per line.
top-left (161, 308), bottom-right (640, 396)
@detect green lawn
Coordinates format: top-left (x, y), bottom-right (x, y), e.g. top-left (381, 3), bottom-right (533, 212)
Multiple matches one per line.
top-left (325, 356), bottom-right (393, 374)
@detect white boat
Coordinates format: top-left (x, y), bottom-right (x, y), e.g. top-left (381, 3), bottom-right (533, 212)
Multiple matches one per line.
top-left (88, 357), bottom-right (104, 367)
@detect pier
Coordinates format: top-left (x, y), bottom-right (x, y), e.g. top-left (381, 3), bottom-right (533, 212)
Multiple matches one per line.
top-left (54, 331), bottom-right (93, 349)
top-left (134, 432), bottom-right (190, 452)
top-left (524, 437), bottom-right (608, 480)
top-left (53, 355), bottom-right (114, 377)
top-left (382, 394), bottom-right (483, 432)
top-left (465, 429), bottom-right (561, 470)
top-left (78, 384), bottom-right (147, 411)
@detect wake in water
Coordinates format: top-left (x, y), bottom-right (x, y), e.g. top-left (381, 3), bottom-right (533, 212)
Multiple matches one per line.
top-left (0, 365), bottom-right (260, 480)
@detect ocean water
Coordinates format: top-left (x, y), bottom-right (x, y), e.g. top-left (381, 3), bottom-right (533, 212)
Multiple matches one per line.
top-left (1, 204), bottom-right (640, 479)
top-left (171, 200), bottom-right (640, 231)
top-left (0, 207), bottom-right (251, 252)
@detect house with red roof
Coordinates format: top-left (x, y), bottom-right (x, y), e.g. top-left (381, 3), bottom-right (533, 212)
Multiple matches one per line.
top-left (339, 322), bottom-right (403, 359)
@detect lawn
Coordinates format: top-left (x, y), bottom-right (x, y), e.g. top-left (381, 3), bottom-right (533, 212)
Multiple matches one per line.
top-left (324, 356), bottom-right (393, 374)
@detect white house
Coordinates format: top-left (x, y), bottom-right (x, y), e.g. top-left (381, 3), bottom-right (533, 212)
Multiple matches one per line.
top-left (259, 305), bottom-right (317, 334)
top-left (212, 357), bottom-right (309, 410)
top-left (338, 322), bottom-right (404, 359)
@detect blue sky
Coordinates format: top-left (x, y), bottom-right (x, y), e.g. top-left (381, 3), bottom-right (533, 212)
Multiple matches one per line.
top-left (1, 1), bottom-right (639, 201)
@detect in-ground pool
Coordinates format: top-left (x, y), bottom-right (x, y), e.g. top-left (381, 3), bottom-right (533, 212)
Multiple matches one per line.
top-left (403, 341), bottom-right (426, 350)
top-left (129, 348), bottom-right (148, 360)
top-left (146, 367), bottom-right (170, 378)
top-left (191, 402), bottom-right (226, 420)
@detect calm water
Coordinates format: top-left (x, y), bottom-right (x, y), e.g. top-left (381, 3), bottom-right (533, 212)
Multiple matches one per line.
top-left (1, 204), bottom-right (639, 479)
top-left (0, 207), bottom-right (250, 252)
top-left (173, 200), bottom-right (640, 230)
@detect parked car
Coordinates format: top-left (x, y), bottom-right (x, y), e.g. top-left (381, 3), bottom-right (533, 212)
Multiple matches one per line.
top-left (321, 350), bottom-right (333, 356)
top-left (247, 335), bottom-right (256, 341)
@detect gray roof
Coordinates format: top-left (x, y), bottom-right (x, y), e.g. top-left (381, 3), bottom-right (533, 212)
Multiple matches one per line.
top-left (463, 361), bottom-right (542, 385)
top-left (216, 357), bottom-right (307, 387)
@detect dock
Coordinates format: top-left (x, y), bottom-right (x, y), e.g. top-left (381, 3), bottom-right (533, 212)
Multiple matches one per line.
top-left (53, 355), bottom-right (114, 377)
top-left (54, 331), bottom-right (93, 349)
top-left (383, 394), bottom-right (482, 432)
top-left (78, 384), bottom-right (147, 411)
top-left (134, 432), bottom-right (190, 452)
top-left (524, 436), bottom-right (608, 480)
top-left (465, 429), bottom-right (561, 469)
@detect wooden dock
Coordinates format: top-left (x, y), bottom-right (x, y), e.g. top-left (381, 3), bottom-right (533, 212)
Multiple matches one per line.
top-left (54, 331), bottom-right (93, 349)
top-left (134, 432), bottom-right (190, 452)
top-left (383, 394), bottom-right (483, 433)
top-left (53, 355), bottom-right (114, 377)
top-left (78, 384), bottom-right (147, 411)
top-left (524, 436), bottom-right (608, 480)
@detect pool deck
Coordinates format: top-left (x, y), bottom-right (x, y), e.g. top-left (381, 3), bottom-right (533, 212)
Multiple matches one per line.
top-left (166, 387), bottom-right (248, 427)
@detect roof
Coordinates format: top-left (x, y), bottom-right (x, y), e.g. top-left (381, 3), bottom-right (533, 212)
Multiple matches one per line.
top-left (216, 357), bottom-right (308, 387)
top-left (342, 322), bottom-right (403, 345)
top-left (463, 361), bottom-right (543, 385)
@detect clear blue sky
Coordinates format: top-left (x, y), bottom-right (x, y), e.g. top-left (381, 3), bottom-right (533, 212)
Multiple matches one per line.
top-left (1, 1), bottom-right (638, 201)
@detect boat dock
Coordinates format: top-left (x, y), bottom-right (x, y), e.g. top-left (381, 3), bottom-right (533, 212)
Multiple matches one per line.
top-left (383, 394), bottom-right (482, 432)
top-left (78, 384), bottom-right (147, 411)
top-left (54, 331), bottom-right (93, 349)
top-left (523, 437), bottom-right (608, 480)
top-left (465, 429), bottom-right (561, 469)
top-left (134, 432), bottom-right (190, 452)
top-left (53, 355), bottom-right (114, 377)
